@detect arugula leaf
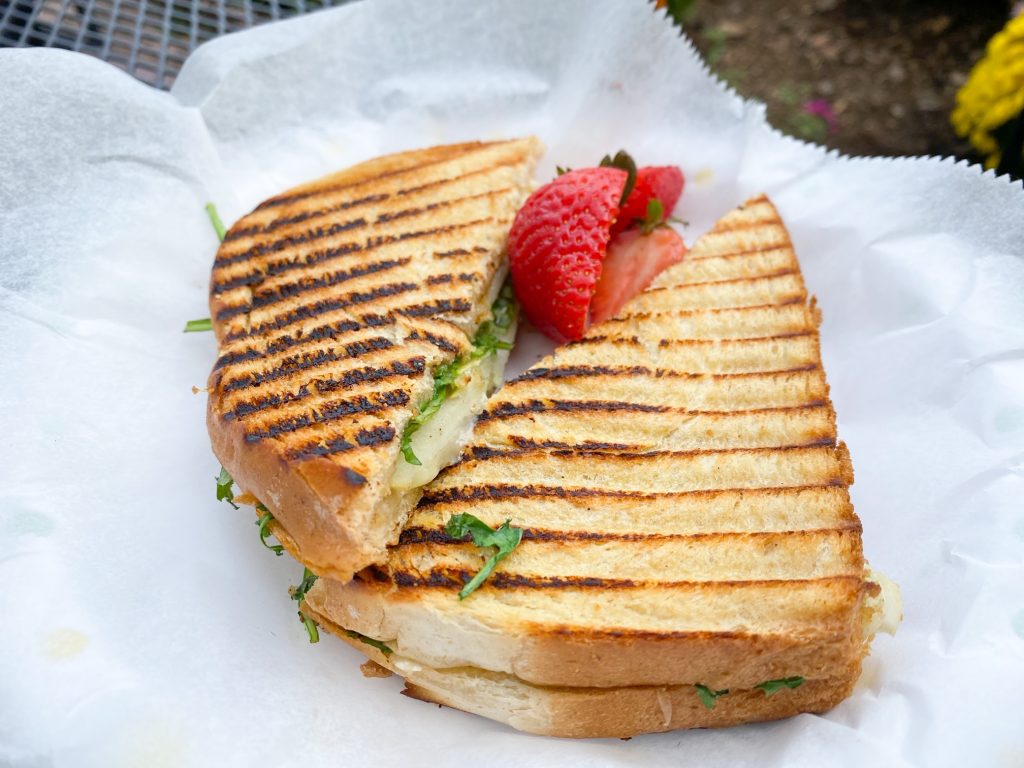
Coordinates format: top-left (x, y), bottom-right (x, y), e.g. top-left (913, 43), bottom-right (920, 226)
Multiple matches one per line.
top-left (205, 202), bottom-right (227, 242)
top-left (399, 286), bottom-right (518, 465)
top-left (444, 513), bottom-right (523, 600)
top-left (255, 506), bottom-right (285, 556)
top-left (489, 282), bottom-right (517, 331)
top-left (400, 357), bottom-right (464, 465)
top-left (300, 615), bottom-right (320, 644)
top-left (290, 567), bottom-right (318, 603)
top-left (598, 150), bottom-right (638, 206)
top-left (184, 318), bottom-right (213, 333)
top-left (755, 676), bottom-right (805, 696)
top-left (345, 630), bottom-right (393, 656)
top-left (216, 466), bottom-right (239, 509)
top-left (695, 684), bottom-right (730, 710)
top-left (290, 567), bottom-right (320, 644)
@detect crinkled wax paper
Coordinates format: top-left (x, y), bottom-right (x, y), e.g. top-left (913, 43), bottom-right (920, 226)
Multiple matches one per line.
top-left (1, 1), bottom-right (1023, 766)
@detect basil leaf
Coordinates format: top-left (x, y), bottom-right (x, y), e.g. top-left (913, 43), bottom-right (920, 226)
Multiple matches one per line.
top-left (205, 202), bottom-right (227, 242)
top-left (599, 150), bottom-right (638, 206)
top-left (184, 318), bottom-right (213, 333)
top-left (345, 630), bottom-right (393, 657)
top-left (755, 676), bottom-right (805, 696)
top-left (695, 684), bottom-right (729, 710)
top-left (216, 466), bottom-right (239, 509)
top-left (444, 513), bottom-right (523, 600)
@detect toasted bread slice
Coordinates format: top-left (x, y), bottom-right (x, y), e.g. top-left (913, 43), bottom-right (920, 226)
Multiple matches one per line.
top-left (306, 605), bottom-right (861, 739)
top-left (304, 195), bottom-right (887, 734)
top-left (207, 139), bottom-right (543, 580)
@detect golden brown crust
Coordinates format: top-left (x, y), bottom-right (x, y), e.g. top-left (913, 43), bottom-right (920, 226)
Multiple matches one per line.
top-left (206, 138), bottom-right (542, 579)
top-left (310, 605), bottom-right (862, 738)
top-left (305, 572), bottom-right (870, 690)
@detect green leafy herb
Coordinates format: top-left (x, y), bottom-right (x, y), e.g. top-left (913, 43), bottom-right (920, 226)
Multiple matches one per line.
top-left (255, 505), bottom-right (285, 556)
top-left (755, 676), bottom-right (805, 696)
top-left (400, 357), bottom-right (464, 465)
top-left (205, 202), bottom-right (227, 242)
top-left (399, 285), bottom-right (518, 465)
top-left (444, 513), bottom-right (523, 600)
top-left (216, 466), bottom-right (239, 509)
top-left (695, 684), bottom-right (730, 710)
top-left (599, 149), bottom-right (638, 206)
top-left (345, 630), bottom-right (393, 657)
top-left (290, 567), bottom-right (318, 603)
top-left (300, 615), bottom-right (320, 644)
top-left (184, 318), bottom-right (213, 333)
top-left (290, 567), bottom-right (320, 644)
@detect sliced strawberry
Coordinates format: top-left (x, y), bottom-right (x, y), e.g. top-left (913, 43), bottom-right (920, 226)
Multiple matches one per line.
top-left (611, 166), bottom-right (684, 236)
top-left (508, 167), bottom-right (626, 342)
top-left (589, 227), bottom-right (687, 326)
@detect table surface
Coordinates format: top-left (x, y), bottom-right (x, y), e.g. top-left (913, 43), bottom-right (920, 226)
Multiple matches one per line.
top-left (0, 0), bottom-right (349, 88)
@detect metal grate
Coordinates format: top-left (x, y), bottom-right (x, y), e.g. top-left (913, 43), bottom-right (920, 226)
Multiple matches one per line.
top-left (0, 0), bottom-right (346, 89)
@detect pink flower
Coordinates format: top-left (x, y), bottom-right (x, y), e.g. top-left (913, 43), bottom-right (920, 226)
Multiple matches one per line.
top-left (802, 99), bottom-right (840, 134)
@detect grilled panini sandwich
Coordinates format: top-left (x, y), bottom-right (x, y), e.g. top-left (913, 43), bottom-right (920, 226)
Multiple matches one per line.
top-left (207, 139), bottom-right (543, 580)
top-left (303, 195), bottom-right (900, 737)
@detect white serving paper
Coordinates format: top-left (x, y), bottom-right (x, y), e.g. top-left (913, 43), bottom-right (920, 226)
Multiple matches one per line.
top-left (1, 1), bottom-right (1023, 765)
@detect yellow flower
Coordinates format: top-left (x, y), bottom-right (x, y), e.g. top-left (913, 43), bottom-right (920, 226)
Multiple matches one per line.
top-left (952, 14), bottom-right (1024, 169)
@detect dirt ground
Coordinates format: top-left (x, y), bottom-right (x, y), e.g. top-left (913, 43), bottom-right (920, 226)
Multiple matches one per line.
top-left (683, 0), bottom-right (1009, 160)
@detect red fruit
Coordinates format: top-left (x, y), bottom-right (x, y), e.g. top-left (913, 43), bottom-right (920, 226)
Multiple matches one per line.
top-left (508, 167), bottom-right (626, 342)
top-left (589, 227), bottom-right (687, 326)
top-left (610, 166), bottom-right (685, 236)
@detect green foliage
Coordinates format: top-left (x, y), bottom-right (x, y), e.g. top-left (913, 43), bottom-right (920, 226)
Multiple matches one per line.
top-left (444, 514), bottom-right (524, 600)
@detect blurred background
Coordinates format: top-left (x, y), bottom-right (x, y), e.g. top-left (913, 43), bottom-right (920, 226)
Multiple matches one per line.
top-left (1, 0), bottom-right (1021, 176)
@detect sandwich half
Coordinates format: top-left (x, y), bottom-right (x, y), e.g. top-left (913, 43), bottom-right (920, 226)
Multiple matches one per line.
top-left (207, 138), bottom-right (543, 580)
top-left (302, 195), bottom-right (900, 737)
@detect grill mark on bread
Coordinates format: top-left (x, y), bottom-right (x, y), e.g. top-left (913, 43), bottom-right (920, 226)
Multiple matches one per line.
top-left (213, 217), bottom-right (499, 286)
top-left (509, 364), bottom-right (820, 384)
top-left (395, 160), bottom-right (521, 197)
top-left (375, 188), bottom-right (512, 224)
top-left (389, 570), bottom-right (861, 591)
top-left (478, 400), bottom-right (669, 421)
top-left (224, 282), bottom-right (419, 341)
top-left (216, 258), bottom-right (411, 321)
top-left (224, 192), bottom-right (391, 242)
top-left (419, 479), bottom-right (845, 506)
top-left (645, 269), bottom-right (798, 293)
top-left (286, 424), bottom-right (398, 459)
top-left (213, 316), bottom-right (392, 372)
top-left (214, 218), bottom-right (370, 268)
top-left (457, 435), bottom-right (837, 464)
top-left (244, 389), bottom-right (411, 442)
top-left (687, 243), bottom-right (792, 262)
top-left (252, 143), bottom-right (503, 210)
top-left (396, 298), bottom-right (474, 318)
top-left (221, 336), bottom-right (396, 393)
top-left (397, 525), bottom-right (861, 546)
top-left (223, 357), bottom-right (426, 421)
top-left (476, 401), bottom-right (829, 424)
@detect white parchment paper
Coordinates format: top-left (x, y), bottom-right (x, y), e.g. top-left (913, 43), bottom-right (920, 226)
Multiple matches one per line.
top-left (2, 1), bottom-right (1023, 766)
